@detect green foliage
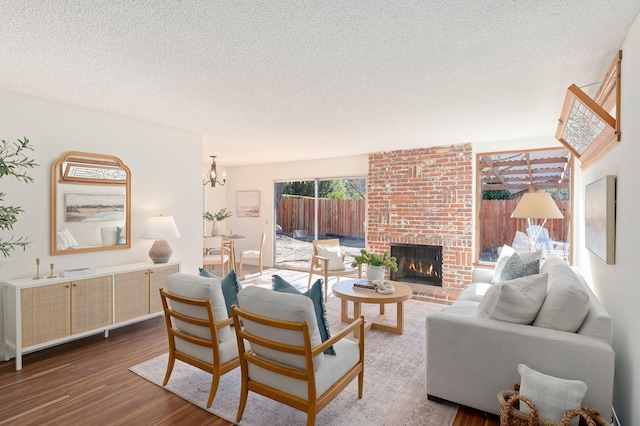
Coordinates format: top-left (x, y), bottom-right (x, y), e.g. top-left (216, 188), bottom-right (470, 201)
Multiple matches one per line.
top-left (0, 137), bottom-right (38, 258)
top-left (282, 178), bottom-right (366, 200)
top-left (351, 249), bottom-right (398, 272)
top-left (204, 208), bottom-right (232, 221)
top-left (482, 189), bottom-right (512, 200)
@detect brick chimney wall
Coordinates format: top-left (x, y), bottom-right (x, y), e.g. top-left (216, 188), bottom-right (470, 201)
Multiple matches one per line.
top-left (367, 143), bottom-right (473, 291)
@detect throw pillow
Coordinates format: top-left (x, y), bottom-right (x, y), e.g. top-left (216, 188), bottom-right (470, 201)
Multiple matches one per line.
top-left (518, 364), bottom-right (587, 425)
top-left (499, 252), bottom-right (540, 282)
top-left (199, 268), bottom-right (243, 319)
top-left (533, 279), bottom-right (590, 332)
top-left (316, 244), bottom-right (346, 271)
top-left (100, 226), bottom-right (118, 246)
top-left (116, 225), bottom-right (126, 245)
top-left (272, 275), bottom-right (335, 355)
top-left (56, 228), bottom-right (78, 250)
top-left (491, 245), bottom-right (515, 283)
top-left (477, 273), bottom-right (548, 324)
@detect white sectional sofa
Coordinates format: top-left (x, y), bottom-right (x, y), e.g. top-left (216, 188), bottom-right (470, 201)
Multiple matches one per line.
top-left (425, 256), bottom-right (614, 420)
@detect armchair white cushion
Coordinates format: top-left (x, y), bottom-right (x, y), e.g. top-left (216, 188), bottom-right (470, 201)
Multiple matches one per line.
top-left (233, 286), bottom-right (364, 424)
top-left (237, 285), bottom-right (326, 370)
top-left (166, 272), bottom-right (231, 342)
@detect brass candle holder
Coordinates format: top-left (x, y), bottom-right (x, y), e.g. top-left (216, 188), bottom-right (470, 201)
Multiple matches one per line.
top-left (33, 258), bottom-right (44, 280)
top-left (48, 263), bottom-right (56, 279)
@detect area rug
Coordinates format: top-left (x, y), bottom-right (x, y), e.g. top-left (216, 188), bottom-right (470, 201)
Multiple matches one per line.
top-left (129, 292), bottom-right (457, 425)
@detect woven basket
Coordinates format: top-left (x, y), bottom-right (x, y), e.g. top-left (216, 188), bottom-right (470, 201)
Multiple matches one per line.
top-left (498, 388), bottom-right (610, 426)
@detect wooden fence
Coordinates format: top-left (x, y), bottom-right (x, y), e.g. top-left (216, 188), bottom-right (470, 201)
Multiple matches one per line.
top-left (276, 198), bottom-right (569, 248)
top-left (277, 198), bottom-right (366, 238)
top-left (479, 199), bottom-right (570, 250)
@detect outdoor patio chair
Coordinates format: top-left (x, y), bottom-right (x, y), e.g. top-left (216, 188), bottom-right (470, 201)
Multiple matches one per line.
top-left (307, 239), bottom-right (362, 300)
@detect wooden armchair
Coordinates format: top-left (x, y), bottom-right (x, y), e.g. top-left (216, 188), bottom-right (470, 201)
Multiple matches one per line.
top-left (307, 239), bottom-right (362, 299)
top-left (159, 273), bottom-right (241, 408)
top-left (231, 286), bottom-right (365, 426)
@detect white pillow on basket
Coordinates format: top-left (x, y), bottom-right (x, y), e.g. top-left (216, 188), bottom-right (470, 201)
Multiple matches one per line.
top-left (518, 364), bottom-right (587, 425)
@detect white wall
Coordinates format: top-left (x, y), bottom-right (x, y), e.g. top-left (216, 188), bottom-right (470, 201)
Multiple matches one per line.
top-left (572, 13), bottom-right (640, 425)
top-left (213, 156), bottom-right (369, 267)
top-left (0, 90), bottom-right (203, 359)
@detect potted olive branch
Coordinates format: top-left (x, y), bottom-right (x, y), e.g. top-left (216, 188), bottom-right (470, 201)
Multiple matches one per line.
top-left (203, 208), bottom-right (232, 236)
top-left (351, 249), bottom-right (398, 281)
top-left (1, 137), bottom-right (38, 259)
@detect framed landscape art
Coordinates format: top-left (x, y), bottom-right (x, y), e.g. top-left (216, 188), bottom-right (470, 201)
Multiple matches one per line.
top-left (236, 190), bottom-right (260, 217)
top-left (585, 175), bottom-right (616, 264)
top-left (65, 193), bottom-right (125, 222)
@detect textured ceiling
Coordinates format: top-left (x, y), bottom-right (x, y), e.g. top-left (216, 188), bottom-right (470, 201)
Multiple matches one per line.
top-left (1, 1), bottom-right (638, 166)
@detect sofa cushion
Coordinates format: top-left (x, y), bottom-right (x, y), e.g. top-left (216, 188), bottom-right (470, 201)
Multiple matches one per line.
top-left (272, 275), bottom-right (335, 355)
top-left (499, 252), bottom-right (540, 282)
top-left (68, 227), bottom-right (103, 247)
top-left (518, 364), bottom-right (587, 425)
top-left (533, 280), bottom-right (590, 332)
top-left (477, 273), bottom-right (547, 324)
top-left (316, 244), bottom-right (346, 270)
top-left (457, 283), bottom-right (493, 303)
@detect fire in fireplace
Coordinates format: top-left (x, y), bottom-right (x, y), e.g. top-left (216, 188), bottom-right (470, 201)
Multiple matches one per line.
top-left (390, 243), bottom-right (443, 286)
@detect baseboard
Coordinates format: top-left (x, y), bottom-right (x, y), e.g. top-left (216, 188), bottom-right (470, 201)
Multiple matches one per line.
top-left (611, 406), bottom-right (621, 426)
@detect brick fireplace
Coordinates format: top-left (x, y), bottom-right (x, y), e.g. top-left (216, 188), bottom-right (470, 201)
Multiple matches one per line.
top-left (367, 144), bottom-right (473, 301)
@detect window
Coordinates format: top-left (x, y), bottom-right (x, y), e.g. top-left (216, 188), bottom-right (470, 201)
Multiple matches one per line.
top-left (476, 148), bottom-right (572, 264)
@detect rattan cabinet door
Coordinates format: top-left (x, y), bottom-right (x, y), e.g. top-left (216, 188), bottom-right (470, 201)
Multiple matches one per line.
top-left (21, 283), bottom-right (71, 347)
top-left (71, 276), bottom-right (113, 334)
top-left (149, 265), bottom-right (179, 313)
top-left (114, 270), bottom-right (150, 323)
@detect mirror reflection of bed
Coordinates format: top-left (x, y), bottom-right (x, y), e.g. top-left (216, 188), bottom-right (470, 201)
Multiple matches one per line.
top-left (50, 151), bottom-right (131, 255)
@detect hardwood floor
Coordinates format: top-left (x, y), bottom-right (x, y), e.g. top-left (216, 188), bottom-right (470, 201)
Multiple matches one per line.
top-left (0, 266), bottom-right (499, 426)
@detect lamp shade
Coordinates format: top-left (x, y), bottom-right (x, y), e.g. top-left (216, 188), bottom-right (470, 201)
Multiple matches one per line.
top-left (511, 193), bottom-right (564, 219)
top-left (141, 216), bottom-right (181, 239)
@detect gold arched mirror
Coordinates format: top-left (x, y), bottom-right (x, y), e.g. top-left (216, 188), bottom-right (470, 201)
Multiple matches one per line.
top-left (50, 151), bottom-right (131, 255)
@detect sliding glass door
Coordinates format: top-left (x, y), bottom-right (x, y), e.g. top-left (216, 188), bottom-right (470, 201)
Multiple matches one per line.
top-left (274, 177), bottom-right (366, 270)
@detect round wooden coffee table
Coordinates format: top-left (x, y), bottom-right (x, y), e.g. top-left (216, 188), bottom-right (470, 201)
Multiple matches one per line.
top-left (332, 279), bottom-right (412, 335)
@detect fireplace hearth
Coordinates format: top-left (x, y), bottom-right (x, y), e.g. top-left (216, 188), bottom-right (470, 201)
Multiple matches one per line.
top-left (390, 243), bottom-right (443, 286)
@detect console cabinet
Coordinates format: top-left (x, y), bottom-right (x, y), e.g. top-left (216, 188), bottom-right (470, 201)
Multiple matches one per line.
top-left (3, 261), bottom-right (179, 370)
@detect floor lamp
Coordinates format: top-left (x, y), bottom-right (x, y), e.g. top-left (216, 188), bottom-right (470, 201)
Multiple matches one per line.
top-left (511, 193), bottom-right (564, 251)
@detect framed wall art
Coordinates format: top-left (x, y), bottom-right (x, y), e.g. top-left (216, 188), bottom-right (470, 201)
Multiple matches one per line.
top-left (65, 193), bottom-right (125, 222)
top-left (585, 175), bottom-right (616, 264)
top-left (236, 190), bottom-right (260, 217)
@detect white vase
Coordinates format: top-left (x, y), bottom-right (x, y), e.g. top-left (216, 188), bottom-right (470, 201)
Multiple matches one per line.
top-left (366, 265), bottom-right (385, 281)
top-left (210, 220), bottom-right (221, 236)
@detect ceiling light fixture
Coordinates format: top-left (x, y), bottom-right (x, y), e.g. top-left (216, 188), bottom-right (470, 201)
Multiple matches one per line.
top-left (203, 155), bottom-right (226, 187)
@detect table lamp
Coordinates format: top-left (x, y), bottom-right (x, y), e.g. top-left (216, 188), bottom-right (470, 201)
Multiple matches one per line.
top-left (511, 192), bottom-right (563, 250)
top-left (141, 215), bottom-right (181, 263)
